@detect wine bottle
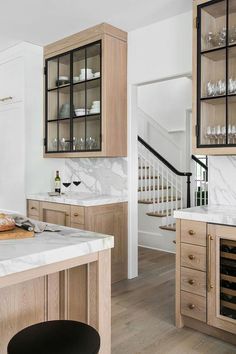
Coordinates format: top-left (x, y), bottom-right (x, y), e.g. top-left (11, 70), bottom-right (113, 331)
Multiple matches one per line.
top-left (55, 171), bottom-right (61, 194)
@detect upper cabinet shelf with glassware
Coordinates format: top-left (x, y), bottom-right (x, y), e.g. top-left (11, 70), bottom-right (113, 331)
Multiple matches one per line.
top-left (193, 0), bottom-right (236, 155)
top-left (44, 24), bottom-right (127, 158)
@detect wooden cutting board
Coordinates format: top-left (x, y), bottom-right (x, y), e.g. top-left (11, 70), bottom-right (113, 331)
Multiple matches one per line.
top-left (0, 227), bottom-right (34, 240)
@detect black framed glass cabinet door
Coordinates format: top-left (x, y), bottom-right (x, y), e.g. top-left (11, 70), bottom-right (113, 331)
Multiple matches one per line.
top-left (45, 41), bottom-right (101, 154)
top-left (195, 0), bottom-right (236, 152)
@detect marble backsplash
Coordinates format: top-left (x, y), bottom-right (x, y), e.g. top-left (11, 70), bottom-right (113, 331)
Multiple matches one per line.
top-left (208, 156), bottom-right (236, 206)
top-left (63, 157), bottom-right (128, 196)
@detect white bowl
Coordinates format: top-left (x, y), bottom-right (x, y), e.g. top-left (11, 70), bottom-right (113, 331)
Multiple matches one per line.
top-left (59, 76), bottom-right (69, 80)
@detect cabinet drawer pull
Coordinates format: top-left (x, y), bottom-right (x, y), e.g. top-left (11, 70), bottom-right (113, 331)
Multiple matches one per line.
top-left (188, 304), bottom-right (195, 310)
top-left (188, 230), bottom-right (196, 236)
top-left (66, 214), bottom-right (70, 217)
top-left (31, 207), bottom-right (36, 210)
top-left (207, 234), bottom-right (214, 292)
top-left (188, 254), bottom-right (195, 260)
top-left (188, 279), bottom-right (195, 285)
top-left (74, 213), bottom-right (79, 217)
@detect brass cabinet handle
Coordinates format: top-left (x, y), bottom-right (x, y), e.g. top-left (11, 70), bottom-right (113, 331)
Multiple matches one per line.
top-left (188, 254), bottom-right (195, 260)
top-left (188, 304), bottom-right (195, 310)
top-left (188, 279), bottom-right (195, 285)
top-left (66, 214), bottom-right (70, 217)
top-left (74, 213), bottom-right (79, 217)
top-left (31, 206), bottom-right (36, 210)
top-left (207, 234), bottom-right (214, 291)
top-left (188, 230), bottom-right (196, 236)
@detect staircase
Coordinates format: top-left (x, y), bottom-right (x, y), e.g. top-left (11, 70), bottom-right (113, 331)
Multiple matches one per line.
top-left (138, 136), bottom-right (192, 234)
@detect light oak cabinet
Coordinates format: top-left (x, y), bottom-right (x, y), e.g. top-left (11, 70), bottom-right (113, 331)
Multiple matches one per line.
top-left (27, 200), bottom-right (127, 283)
top-left (176, 219), bottom-right (236, 345)
top-left (44, 23), bottom-right (127, 158)
top-left (193, 0), bottom-right (236, 155)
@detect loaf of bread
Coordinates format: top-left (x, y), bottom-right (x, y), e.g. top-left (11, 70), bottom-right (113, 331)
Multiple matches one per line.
top-left (0, 213), bottom-right (15, 232)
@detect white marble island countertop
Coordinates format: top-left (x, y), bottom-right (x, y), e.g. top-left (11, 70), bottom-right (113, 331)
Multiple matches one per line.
top-left (0, 225), bottom-right (114, 278)
top-left (174, 205), bottom-right (236, 226)
top-left (27, 192), bottom-right (128, 207)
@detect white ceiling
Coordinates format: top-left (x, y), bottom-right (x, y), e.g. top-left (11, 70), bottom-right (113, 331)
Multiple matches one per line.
top-left (0, 0), bottom-right (192, 52)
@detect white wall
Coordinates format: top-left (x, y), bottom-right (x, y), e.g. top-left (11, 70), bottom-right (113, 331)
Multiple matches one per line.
top-left (128, 11), bottom-right (192, 266)
top-left (138, 77), bottom-right (192, 132)
top-left (128, 11), bottom-right (192, 85)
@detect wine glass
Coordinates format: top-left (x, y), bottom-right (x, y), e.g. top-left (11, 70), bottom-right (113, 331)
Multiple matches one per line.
top-left (216, 125), bottom-right (222, 144)
top-left (211, 127), bottom-right (216, 144)
top-left (221, 126), bottom-right (226, 144)
top-left (73, 180), bottom-right (81, 187)
top-left (232, 125), bottom-right (236, 144)
top-left (62, 181), bottom-right (71, 195)
top-left (205, 126), bottom-right (212, 144)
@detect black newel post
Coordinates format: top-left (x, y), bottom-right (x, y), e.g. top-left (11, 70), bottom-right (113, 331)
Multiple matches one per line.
top-left (186, 175), bottom-right (191, 208)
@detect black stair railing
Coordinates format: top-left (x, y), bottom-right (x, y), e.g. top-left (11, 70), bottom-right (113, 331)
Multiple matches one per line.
top-left (138, 136), bottom-right (192, 208)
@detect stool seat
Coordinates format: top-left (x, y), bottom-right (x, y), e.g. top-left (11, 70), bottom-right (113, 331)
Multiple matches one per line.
top-left (8, 320), bottom-right (100, 354)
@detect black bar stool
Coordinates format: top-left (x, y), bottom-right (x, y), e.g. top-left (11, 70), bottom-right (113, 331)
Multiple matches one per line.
top-left (7, 320), bottom-right (100, 354)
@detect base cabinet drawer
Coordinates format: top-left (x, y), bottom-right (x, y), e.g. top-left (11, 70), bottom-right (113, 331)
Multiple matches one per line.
top-left (181, 243), bottom-right (206, 271)
top-left (181, 267), bottom-right (206, 297)
top-left (181, 291), bottom-right (206, 322)
top-left (27, 200), bottom-right (40, 217)
top-left (71, 206), bottom-right (85, 225)
top-left (181, 220), bottom-right (206, 246)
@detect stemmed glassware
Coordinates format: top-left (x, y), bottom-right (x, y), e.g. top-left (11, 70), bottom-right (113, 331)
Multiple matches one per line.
top-left (205, 125), bottom-right (236, 144)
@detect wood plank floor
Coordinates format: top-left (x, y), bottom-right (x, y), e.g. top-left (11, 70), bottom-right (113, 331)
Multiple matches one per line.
top-left (111, 247), bottom-right (236, 354)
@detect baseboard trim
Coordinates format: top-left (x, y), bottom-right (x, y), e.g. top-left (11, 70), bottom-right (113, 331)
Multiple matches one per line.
top-left (138, 244), bottom-right (176, 254)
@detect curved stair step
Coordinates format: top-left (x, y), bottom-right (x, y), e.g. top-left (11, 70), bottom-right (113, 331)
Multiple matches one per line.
top-left (138, 185), bottom-right (170, 192)
top-left (147, 210), bottom-right (175, 218)
top-left (139, 176), bottom-right (159, 180)
top-left (159, 224), bottom-right (176, 232)
top-left (138, 196), bottom-right (181, 204)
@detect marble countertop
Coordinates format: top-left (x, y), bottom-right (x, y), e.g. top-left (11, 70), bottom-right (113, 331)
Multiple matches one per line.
top-left (174, 205), bottom-right (236, 226)
top-left (27, 192), bottom-right (128, 207)
top-left (0, 224), bottom-right (114, 278)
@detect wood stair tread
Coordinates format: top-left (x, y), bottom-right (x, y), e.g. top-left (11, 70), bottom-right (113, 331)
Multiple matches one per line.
top-left (138, 186), bottom-right (170, 192)
top-left (138, 176), bottom-right (159, 180)
top-left (159, 224), bottom-right (176, 232)
top-left (138, 197), bottom-right (181, 204)
top-left (146, 210), bottom-right (175, 218)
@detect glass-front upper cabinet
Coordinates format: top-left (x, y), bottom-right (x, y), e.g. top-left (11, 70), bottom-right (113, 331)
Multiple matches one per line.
top-left (45, 41), bottom-right (101, 153)
top-left (196, 0), bottom-right (236, 150)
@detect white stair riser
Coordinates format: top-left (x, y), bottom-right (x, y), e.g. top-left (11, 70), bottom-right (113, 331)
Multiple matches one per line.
top-left (138, 189), bottom-right (177, 200)
top-left (144, 200), bottom-right (182, 212)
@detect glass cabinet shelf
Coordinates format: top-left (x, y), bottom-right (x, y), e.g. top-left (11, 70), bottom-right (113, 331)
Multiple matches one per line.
top-left (197, 0), bottom-right (236, 148)
top-left (45, 40), bottom-right (101, 153)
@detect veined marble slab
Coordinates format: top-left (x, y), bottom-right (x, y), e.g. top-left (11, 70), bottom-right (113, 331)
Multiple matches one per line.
top-left (0, 225), bottom-right (114, 278)
top-left (208, 156), bottom-right (236, 206)
top-left (174, 205), bottom-right (236, 226)
top-left (27, 192), bottom-right (128, 206)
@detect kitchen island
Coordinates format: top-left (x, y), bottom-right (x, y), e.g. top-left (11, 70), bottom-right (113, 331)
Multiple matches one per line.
top-left (0, 221), bottom-right (114, 354)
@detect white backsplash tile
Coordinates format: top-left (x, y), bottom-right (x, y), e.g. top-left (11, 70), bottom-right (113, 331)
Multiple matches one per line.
top-left (64, 158), bottom-right (128, 196)
top-left (208, 156), bottom-right (236, 206)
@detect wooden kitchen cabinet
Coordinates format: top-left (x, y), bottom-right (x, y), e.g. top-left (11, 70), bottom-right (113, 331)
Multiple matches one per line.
top-left (44, 23), bottom-right (127, 158)
top-left (85, 203), bottom-right (128, 283)
top-left (193, 0), bottom-right (236, 155)
top-left (27, 200), bottom-right (128, 283)
top-left (176, 219), bottom-right (236, 345)
top-left (39, 202), bottom-right (71, 227)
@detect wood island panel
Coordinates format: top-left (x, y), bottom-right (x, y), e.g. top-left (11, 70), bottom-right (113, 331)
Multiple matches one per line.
top-left (0, 250), bottom-right (111, 354)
